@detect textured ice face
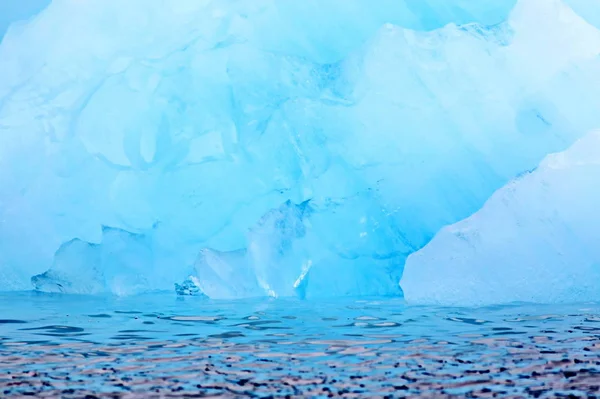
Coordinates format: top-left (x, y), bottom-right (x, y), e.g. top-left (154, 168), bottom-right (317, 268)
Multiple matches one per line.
top-left (31, 228), bottom-right (170, 296)
top-left (402, 131), bottom-right (600, 306)
top-left (1, 0), bottom-right (600, 298)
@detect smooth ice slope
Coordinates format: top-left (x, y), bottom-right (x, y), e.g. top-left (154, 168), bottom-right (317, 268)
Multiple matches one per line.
top-left (0, 0), bottom-right (50, 39)
top-left (402, 131), bottom-right (600, 306)
top-left (2, 0), bottom-right (600, 297)
top-left (564, 0), bottom-right (600, 28)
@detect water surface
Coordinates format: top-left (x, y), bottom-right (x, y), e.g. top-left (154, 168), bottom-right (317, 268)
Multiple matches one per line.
top-left (1, 292), bottom-right (599, 398)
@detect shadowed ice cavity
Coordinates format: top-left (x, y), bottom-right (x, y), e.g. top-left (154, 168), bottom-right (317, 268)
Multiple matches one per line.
top-left (1, 0), bottom-right (600, 299)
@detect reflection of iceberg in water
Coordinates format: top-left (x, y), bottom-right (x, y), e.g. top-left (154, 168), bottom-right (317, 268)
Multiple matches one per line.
top-left (1, 0), bottom-right (600, 302)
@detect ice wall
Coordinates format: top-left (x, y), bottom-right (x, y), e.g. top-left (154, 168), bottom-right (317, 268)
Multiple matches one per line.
top-left (1, 0), bottom-right (600, 298)
top-left (402, 131), bottom-right (600, 306)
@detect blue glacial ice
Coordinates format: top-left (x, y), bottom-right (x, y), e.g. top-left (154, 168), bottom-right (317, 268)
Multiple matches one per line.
top-left (402, 131), bottom-right (600, 305)
top-left (1, 0), bottom-right (600, 301)
top-left (564, 0), bottom-right (600, 28)
top-left (0, 0), bottom-right (50, 38)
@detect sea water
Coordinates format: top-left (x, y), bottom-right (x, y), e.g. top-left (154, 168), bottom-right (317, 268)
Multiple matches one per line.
top-left (1, 292), bottom-right (599, 398)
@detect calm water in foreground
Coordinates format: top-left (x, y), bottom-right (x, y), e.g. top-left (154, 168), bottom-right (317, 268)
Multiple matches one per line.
top-left (1, 292), bottom-right (599, 398)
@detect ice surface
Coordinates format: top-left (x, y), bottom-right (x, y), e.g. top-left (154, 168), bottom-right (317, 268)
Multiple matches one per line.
top-left (0, 0), bottom-right (50, 39)
top-left (1, 0), bottom-right (600, 298)
top-left (31, 227), bottom-right (175, 296)
top-left (564, 0), bottom-right (600, 28)
top-left (402, 131), bottom-right (600, 305)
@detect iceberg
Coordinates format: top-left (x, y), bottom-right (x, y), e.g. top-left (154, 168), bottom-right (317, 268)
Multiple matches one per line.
top-left (402, 131), bottom-right (600, 305)
top-left (1, 0), bottom-right (600, 298)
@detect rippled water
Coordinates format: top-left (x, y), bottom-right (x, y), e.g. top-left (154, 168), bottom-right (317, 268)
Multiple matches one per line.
top-left (1, 292), bottom-right (599, 398)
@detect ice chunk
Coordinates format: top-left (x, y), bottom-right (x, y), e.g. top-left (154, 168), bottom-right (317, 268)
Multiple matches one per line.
top-left (401, 131), bottom-right (600, 306)
top-left (33, 227), bottom-right (183, 296)
top-left (32, 239), bottom-right (104, 294)
top-left (174, 276), bottom-right (206, 297)
top-left (181, 198), bottom-right (405, 299)
top-left (189, 248), bottom-right (261, 299)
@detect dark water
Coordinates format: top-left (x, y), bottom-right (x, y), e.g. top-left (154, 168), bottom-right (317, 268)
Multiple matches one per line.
top-left (1, 292), bottom-right (599, 398)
